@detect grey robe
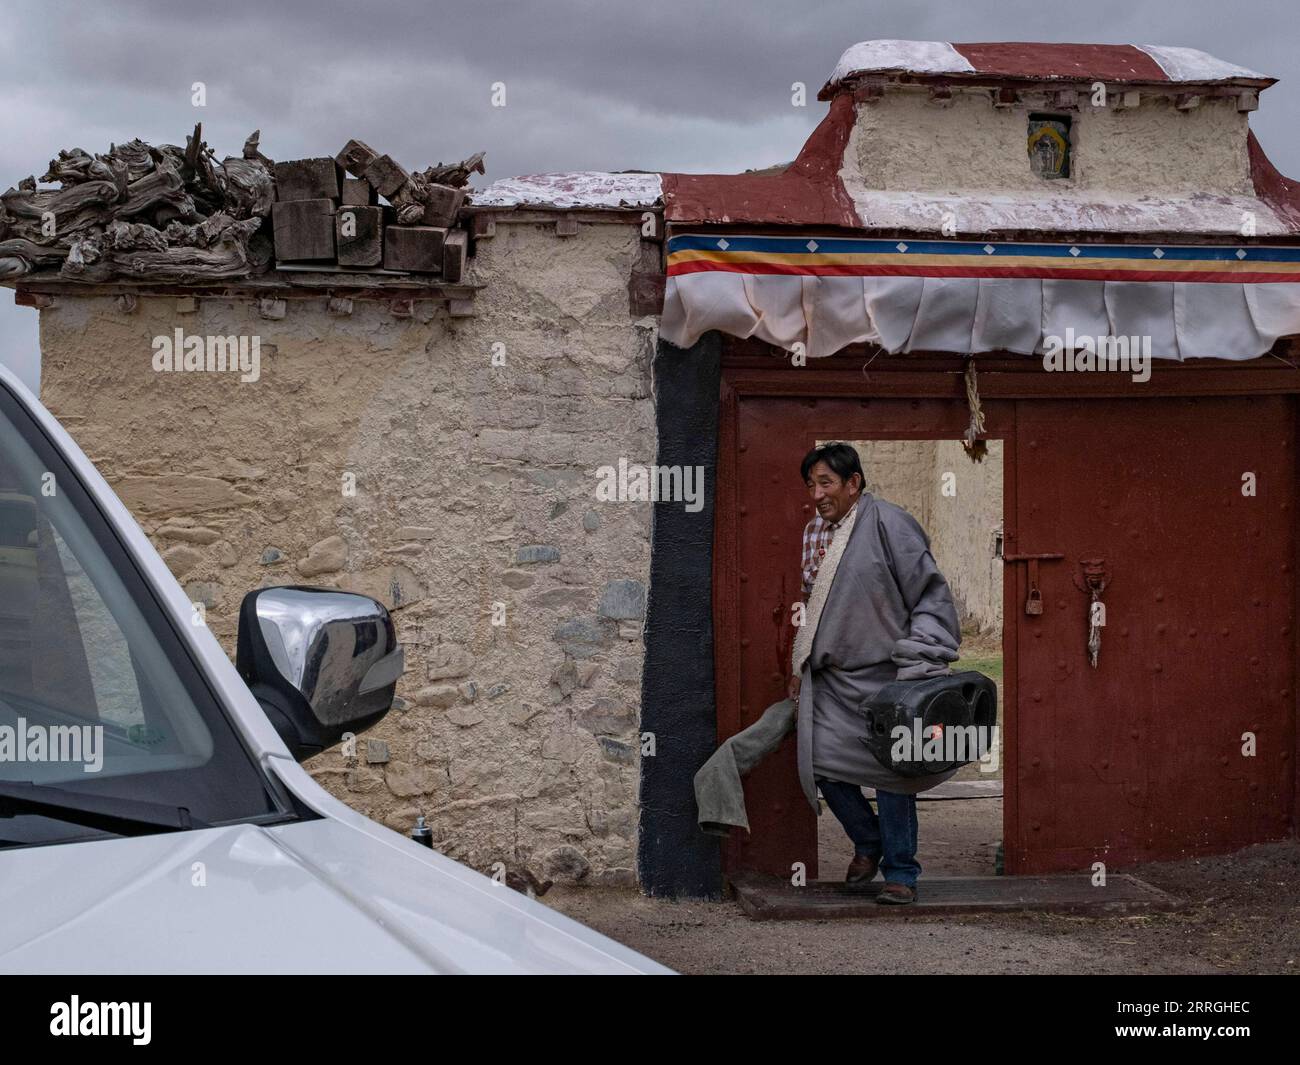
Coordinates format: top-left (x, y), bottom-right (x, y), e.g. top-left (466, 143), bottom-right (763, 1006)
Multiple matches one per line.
top-left (694, 493), bottom-right (962, 834)
top-left (796, 493), bottom-right (962, 806)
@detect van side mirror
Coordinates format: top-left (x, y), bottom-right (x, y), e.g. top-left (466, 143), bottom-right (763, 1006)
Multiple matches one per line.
top-left (236, 586), bottom-right (403, 762)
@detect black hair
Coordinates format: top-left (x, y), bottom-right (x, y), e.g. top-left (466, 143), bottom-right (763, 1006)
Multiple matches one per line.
top-left (800, 442), bottom-right (865, 488)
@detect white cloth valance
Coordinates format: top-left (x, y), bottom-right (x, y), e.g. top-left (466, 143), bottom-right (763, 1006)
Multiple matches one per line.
top-left (659, 234), bottom-right (1300, 360)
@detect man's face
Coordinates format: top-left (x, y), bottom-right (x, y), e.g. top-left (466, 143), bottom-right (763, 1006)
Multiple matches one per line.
top-left (806, 460), bottom-right (861, 524)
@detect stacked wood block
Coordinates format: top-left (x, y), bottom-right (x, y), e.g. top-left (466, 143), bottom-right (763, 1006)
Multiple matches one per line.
top-left (271, 194), bottom-right (335, 261)
top-left (273, 157), bottom-right (341, 201)
top-left (421, 183), bottom-right (464, 228)
top-left (383, 225), bottom-right (444, 272)
top-left (341, 177), bottom-right (377, 206)
top-left (271, 158), bottom-right (340, 261)
top-left (336, 206), bottom-right (383, 268)
top-left (443, 230), bottom-right (468, 282)
top-left (268, 140), bottom-right (484, 278)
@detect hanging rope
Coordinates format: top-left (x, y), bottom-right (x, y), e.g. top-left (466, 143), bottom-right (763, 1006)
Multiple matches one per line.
top-left (962, 357), bottom-right (988, 463)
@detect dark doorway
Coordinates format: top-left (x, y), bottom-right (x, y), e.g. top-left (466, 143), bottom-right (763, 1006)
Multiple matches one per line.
top-left (811, 437), bottom-right (1005, 882)
top-left (715, 391), bottom-right (1011, 880)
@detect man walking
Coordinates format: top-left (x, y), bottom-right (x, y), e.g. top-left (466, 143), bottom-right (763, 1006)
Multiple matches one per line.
top-left (789, 442), bottom-right (962, 905)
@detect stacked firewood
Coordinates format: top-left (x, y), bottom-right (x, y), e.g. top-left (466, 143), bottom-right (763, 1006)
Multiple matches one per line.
top-left (0, 124), bottom-right (274, 283)
top-left (0, 128), bottom-right (484, 285)
top-left (271, 141), bottom-right (484, 281)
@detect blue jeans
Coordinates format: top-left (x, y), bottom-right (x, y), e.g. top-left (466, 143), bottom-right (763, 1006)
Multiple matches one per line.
top-left (817, 776), bottom-right (921, 888)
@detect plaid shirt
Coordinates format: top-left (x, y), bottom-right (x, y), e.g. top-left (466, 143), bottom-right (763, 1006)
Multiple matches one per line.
top-left (799, 500), bottom-right (859, 599)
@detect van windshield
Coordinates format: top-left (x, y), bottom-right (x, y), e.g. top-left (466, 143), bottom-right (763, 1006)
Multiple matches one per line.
top-left (0, 383), bottom-right (290, 847)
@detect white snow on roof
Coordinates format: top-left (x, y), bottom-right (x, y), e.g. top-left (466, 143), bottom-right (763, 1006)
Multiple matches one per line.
top-left (469, 171), bottom-right (663, 210)
top-left (826, 39), bottom-right (1269, 90)
top-left (835, 185), bottom-right (1293, 237)
top-left (827, 40), bottom-right (974, 86)
top-left (1136, 45), bottom-right (1268, 83)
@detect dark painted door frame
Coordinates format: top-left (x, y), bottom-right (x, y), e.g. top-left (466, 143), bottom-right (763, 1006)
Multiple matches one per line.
top-left (718, 392), bottom-right (1013, 880)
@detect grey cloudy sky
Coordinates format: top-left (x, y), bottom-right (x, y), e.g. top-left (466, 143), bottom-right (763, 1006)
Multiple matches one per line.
top-left (2, 0), bottom-right (1298, 389)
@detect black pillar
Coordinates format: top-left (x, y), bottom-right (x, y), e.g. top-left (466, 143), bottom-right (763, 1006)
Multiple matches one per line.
top-left (637, 331), bottom-right (723, 899)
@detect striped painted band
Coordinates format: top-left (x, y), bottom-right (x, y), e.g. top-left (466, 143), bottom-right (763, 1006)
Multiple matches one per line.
top-left (666, 234), bottom-right (1300, 284)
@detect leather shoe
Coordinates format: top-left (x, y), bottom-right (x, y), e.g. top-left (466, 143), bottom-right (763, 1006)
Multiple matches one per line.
top-left (875, 882), bottom-right (917, 905)
top-left (845, 854), bottom-right (879, 885)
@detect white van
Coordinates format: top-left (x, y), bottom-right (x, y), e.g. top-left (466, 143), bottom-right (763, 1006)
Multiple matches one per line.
top-left (0, 364), bottom-right (670, 975)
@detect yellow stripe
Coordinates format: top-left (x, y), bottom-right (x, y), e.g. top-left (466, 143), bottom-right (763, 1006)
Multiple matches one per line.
top-left (666, 248), bottom-right (1300, 275)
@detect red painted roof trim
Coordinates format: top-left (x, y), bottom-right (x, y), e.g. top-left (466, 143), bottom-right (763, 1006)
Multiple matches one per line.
top-left (660, 93), bottom-right (861, 228)
top-left (952, 42), bottom-right (1167, 83)
top-left (1249, 131), bottom-right (1300, 232)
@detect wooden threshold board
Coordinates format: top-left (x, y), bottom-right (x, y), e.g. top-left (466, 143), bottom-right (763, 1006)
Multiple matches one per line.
top-left (728, 871), bottom-right (1186, 921)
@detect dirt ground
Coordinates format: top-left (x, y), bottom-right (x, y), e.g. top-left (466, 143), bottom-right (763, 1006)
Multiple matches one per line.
top-left (545, 835), bottom-right (1300, 974)
top-left (547, 633), bottom-right (1299, 974)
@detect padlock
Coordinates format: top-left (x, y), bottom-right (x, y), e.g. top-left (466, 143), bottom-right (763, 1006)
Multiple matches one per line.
top-left (1025, 585), bottom-right (1043, 615)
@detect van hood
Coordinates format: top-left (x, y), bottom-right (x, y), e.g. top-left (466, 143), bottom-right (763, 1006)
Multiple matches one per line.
top-left (0, 817), bottom-right (670, 974)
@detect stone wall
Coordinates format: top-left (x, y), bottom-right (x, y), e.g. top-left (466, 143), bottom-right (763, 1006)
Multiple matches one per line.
top-left (928, 439), bottom-right (1003, 635)
top-left (853, 438), bottom-right (938, 530)
top-left (34, 219), bottom-right (656, 888)
top-left (845, 439), bottom-right (1003, 634)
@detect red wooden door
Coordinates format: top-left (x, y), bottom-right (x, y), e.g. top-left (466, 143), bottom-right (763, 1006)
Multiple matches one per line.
top-left (721, 393), bottom-right (1004, 879)
top-left (1008, 395), bottom-right (1296, 873)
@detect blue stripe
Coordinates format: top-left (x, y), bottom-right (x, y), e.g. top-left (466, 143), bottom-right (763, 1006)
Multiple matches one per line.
top-left (666, 233), bottom-right (1300, 263)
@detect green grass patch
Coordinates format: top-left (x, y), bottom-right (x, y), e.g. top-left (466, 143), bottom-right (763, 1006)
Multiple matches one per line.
top-left (955, 654), bottom-right (1003, 683)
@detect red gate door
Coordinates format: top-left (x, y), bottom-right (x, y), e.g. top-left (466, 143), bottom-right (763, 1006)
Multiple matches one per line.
top-left (1009, 395), bottom-right (1296, 874)
top-left (722, 393), bottom-right (995, 879)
